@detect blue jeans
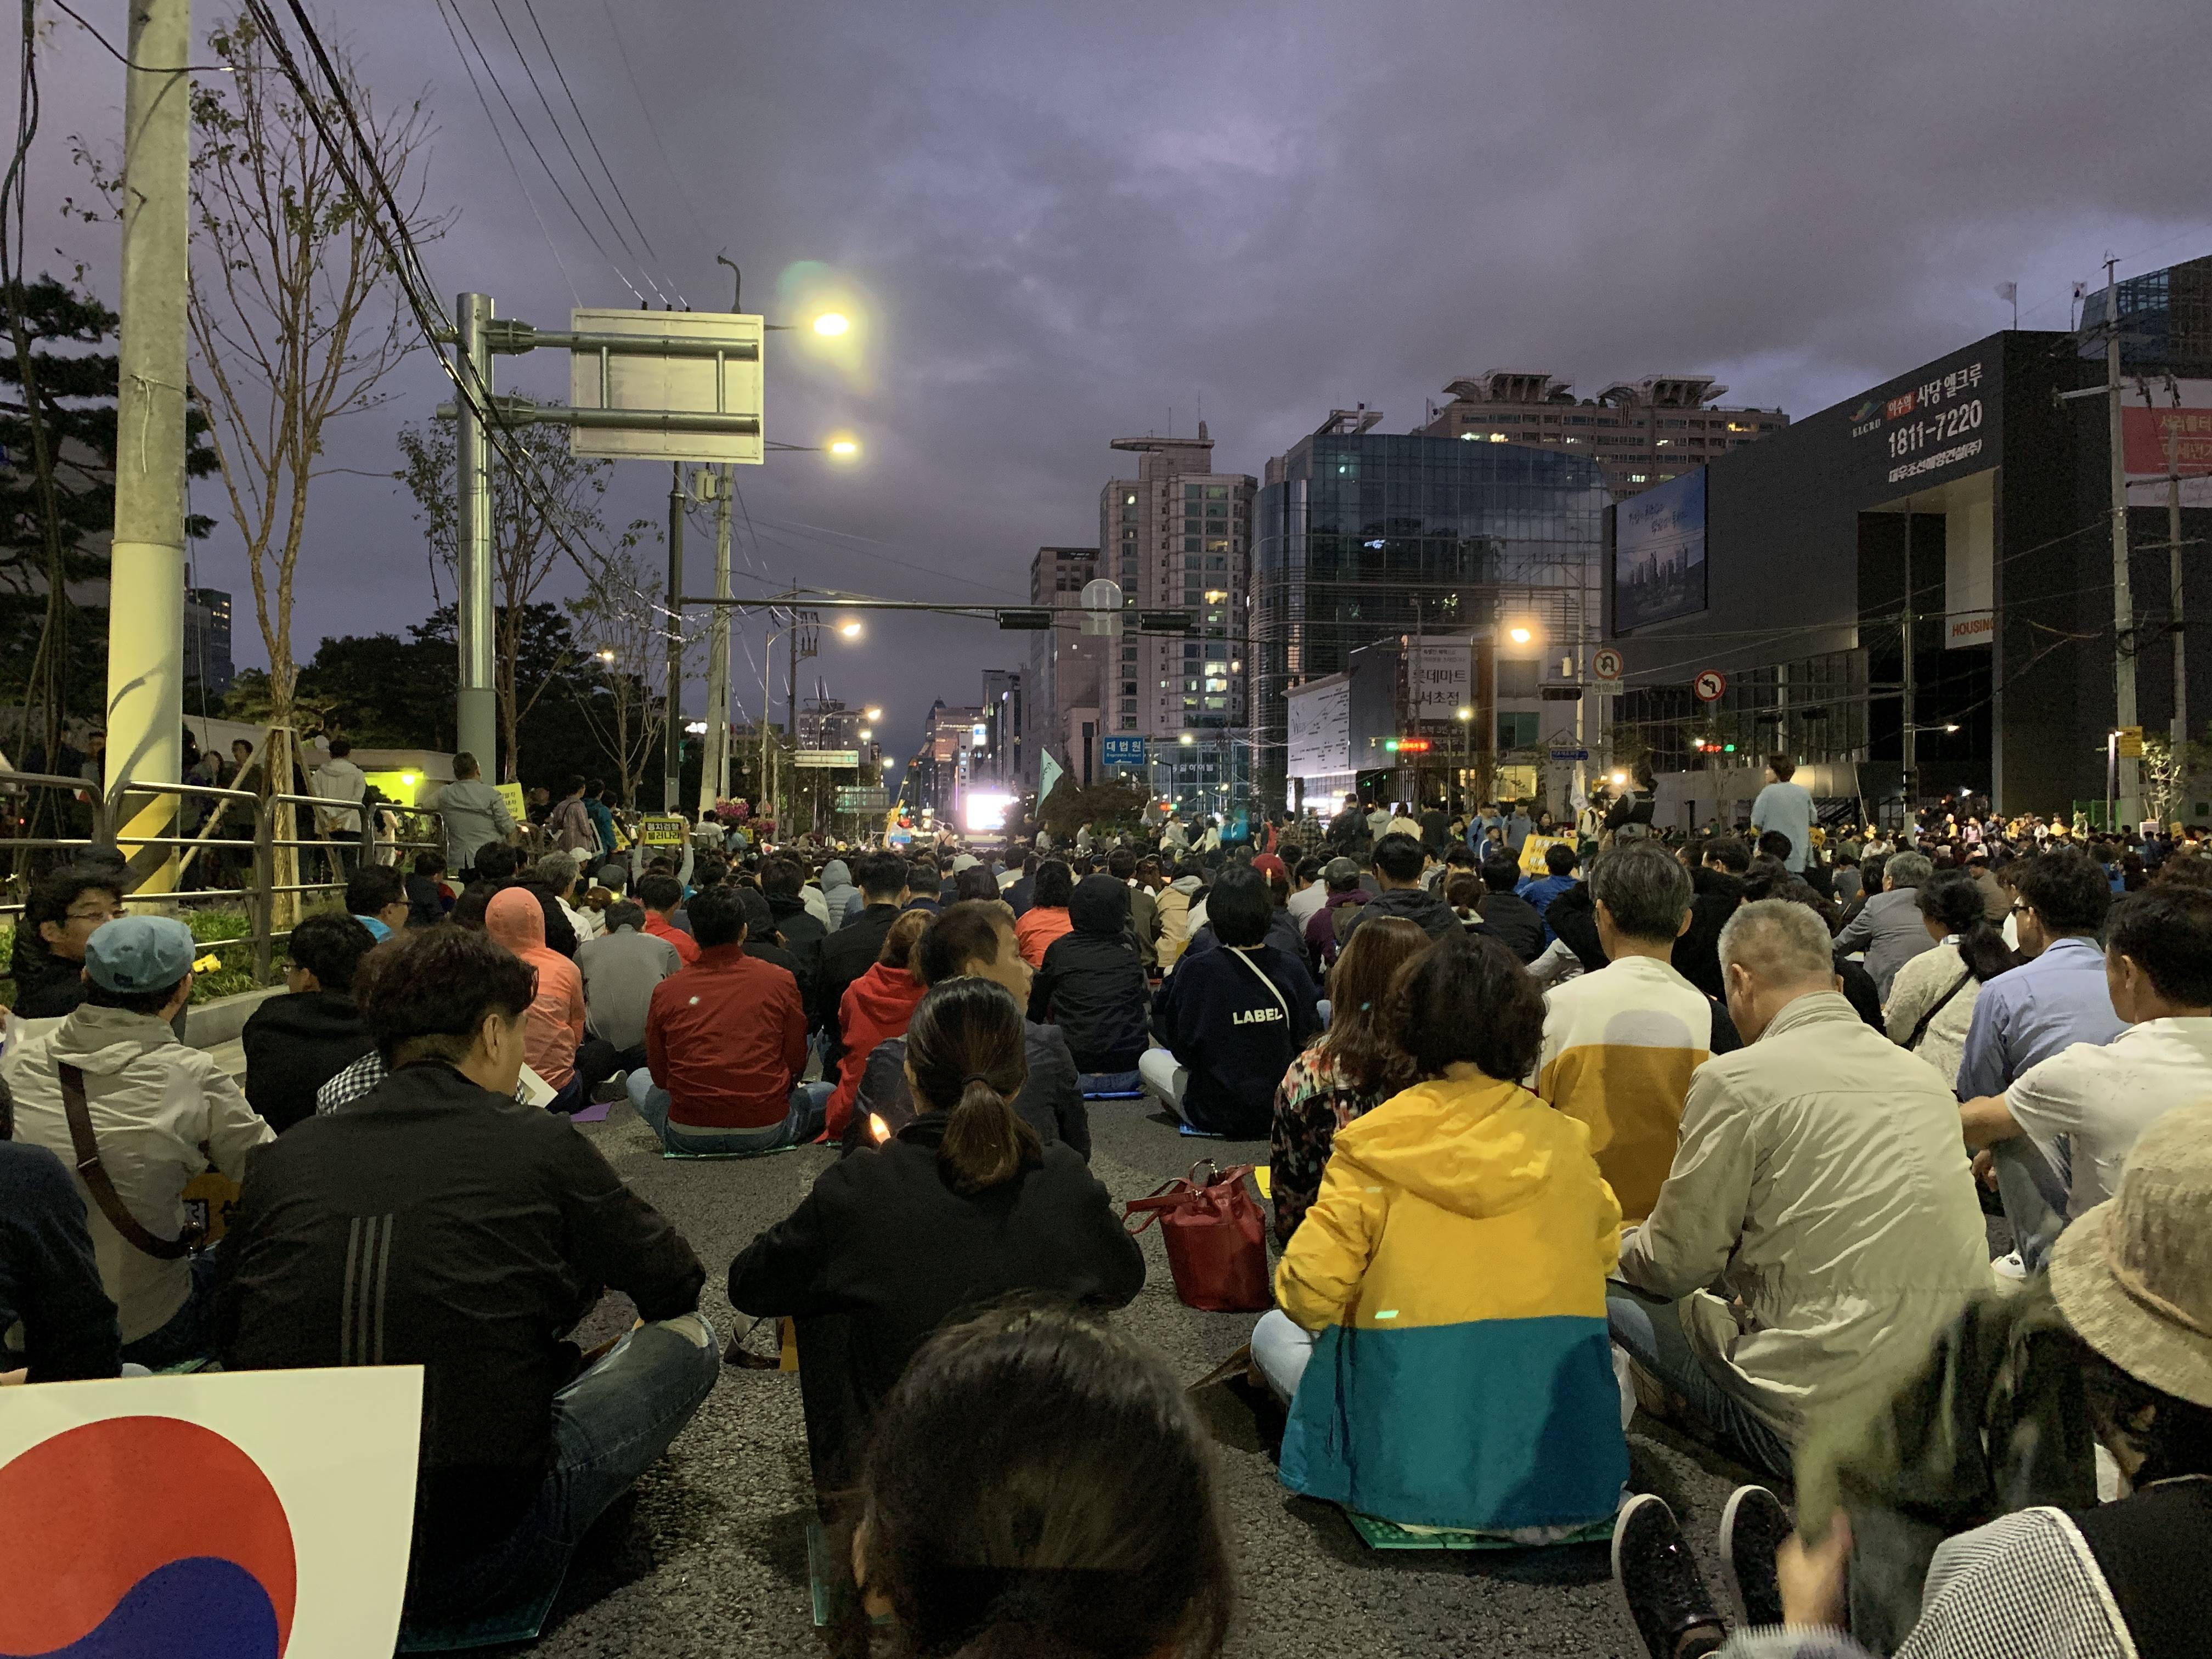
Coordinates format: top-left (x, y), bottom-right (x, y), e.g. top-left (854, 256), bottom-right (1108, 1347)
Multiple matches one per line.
top-left (1605, 1282), bottom-right (1793, 1480)
top-left (1992, 1135), bottom-right (2070, 1271)
top-left (400, 1313), bottom-right (721, 1635)
top-left (626, 1070), bottom-right (824, 1154)
top-left (120, 1246), bottom-right (223, 1370)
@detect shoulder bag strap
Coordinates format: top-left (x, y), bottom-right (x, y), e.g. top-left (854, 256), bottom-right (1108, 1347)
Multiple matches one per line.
top-left (1903, 966), bottom-right (1976, 1053)
top-left (1228, 948), bottom-right (1292, 1022)
top-left (59, 1061), bottom-right (197, 1260)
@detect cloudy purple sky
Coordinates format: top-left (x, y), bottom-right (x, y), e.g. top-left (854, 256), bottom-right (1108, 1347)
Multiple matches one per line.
top-left (28, 1), bottom-right (2212, 768)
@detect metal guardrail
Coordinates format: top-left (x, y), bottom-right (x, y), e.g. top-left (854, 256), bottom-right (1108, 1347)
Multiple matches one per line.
top-left (0, 768), bottom-right (444, 987)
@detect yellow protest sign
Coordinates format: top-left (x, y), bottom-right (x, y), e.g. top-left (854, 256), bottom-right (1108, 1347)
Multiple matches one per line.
top-left (637, 814), bottom-right (687, 847)
top-left (1519, 834), bottom-right (1569, 877)
top-left (494, 780), bottom-right (527, 823)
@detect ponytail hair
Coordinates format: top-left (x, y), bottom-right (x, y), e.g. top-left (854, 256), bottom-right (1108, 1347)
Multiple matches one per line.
top-left (880, 908), bottom-right (933, 972)
top-left (1917, 867), bottom-right (2019, 983)
top-left (905, 978), bottom-right (1039, 1194)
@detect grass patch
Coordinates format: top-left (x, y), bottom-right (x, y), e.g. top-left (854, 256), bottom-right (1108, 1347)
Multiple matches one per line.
top-left (0, 901), bottom-right (314, 1007)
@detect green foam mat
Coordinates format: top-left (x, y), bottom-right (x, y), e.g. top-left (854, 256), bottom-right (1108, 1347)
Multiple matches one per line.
top-left (659, 1141), bottom-right (805, 1160)
top-left (1344, 1511), bottom-right (1613, 1551)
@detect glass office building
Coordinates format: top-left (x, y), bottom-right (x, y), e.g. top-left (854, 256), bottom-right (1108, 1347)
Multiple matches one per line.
top-left (1253, 427), bottom-right (1608, 804)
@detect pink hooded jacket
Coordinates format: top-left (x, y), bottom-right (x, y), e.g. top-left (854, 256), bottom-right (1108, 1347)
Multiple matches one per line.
top-left (484, 888), bottom-right (585, 1088)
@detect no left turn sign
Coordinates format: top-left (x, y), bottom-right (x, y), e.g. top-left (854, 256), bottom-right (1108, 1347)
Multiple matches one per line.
top-left (1692, 669), bottom-right (1728, 703)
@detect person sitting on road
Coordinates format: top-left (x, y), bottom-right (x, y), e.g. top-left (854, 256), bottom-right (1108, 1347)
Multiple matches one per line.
top-left (855, 899), bottom-right (1090, 1158)
top-left (1143, 867), bottom-right (1322, 1138)
top-left (635, 871), bottom-right (699, 965)
top-left (1519, 840), bottom-right (1581, 940)
top-left (823, 911), bottom-right (933, 1143)
top-left (0, 1088), bottom-right (123, 1381)
top-left (1610, 900), bottom-right (1993, 1480)
top-left (1536, 842), bottom-right (1710, 1225)
top-left (1342, 832), bottom-right (1458, 946)
top-left (240, 911), bottom-right (378, 1135)
top-left (574, 900), bottom-right (680, 1077)
top-left (484, 889), bottom-right (612, 1114)
top-left (819, 852), bottom-right (910, 1075)
top-left (1611, 1101), bottom-right (2212, 1659)
top-left (1030, 874), bottom-right (1153, 1077)
top-left (405, 850), bottom-right (452, 927)
top-left (1260, 929), bottom-right (1629, 1541)
top-left (628, 887), bottom-right (812, 1154)
top-left (10, 916), bottom-right (271, 1369)
top-left (1300, 855), bottom-right (1371, 977)
top-left (1474, 854), bottom-right (1547, 963)
top-left (1959, 884), bottom-right (2212, 1272)
top-left (760, 855), bottom-right (827, 991)
top-left (851, 1306), bottom-right (1231, 1659)
top-left (216, 924), bottom-right (714, 1639)
top-left (346, 864), bottom-right (411, 943)
top-left (729, 977), bottom-right (1144, 1497)
top-left (1268, 915), bottom-right (1429, 1242)
top-left (533, 850), bottom-right (602, 944)
top-left (1836, 849), bottom-right (1938, 1002)
top-left (1014, 859), bottom-right (1076, 968)
top-left (1155, 856), bottom-right (1206, 969)
top-left (1882, 867), bottom-right (2018, 1089)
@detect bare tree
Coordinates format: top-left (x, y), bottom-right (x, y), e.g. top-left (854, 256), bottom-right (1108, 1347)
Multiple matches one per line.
top-left (180, 12), bottom-right (445, 732)
top-left (396, 413), bottom-right (632, 778)
top-left (566, 546), bottom-right (690, 808)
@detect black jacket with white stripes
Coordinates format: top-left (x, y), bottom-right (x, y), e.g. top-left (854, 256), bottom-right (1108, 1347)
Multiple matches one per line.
top-left (213, 1060), bottom-right (704, 1562)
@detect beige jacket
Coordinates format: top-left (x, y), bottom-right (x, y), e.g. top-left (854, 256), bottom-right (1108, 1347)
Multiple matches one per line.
top-left (11, 1004), bottom-right (272, 1342)
top-left (1617, 991), bottom-right (1992, 1440)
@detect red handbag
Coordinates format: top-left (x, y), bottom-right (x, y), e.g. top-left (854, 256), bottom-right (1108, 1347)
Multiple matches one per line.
top-left (1124, 1160), bottom-right (1272, 1312)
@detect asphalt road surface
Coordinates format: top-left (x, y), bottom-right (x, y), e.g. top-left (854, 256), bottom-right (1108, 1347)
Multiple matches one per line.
top-left (534, 1094), bottom-right (1765, 1658)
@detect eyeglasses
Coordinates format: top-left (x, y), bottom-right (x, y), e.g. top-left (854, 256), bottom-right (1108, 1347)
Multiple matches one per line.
top-left (64, 903), bottom-right (122, 922)
top-left (2008, 901), bottom-right (2030, 916)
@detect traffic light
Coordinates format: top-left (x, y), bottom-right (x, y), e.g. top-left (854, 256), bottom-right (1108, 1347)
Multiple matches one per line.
top-left (1384, 736), bottom-right (1432, 754)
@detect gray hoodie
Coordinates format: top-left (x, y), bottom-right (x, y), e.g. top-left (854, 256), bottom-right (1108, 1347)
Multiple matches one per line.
top-left (818, 859), bottom-right (856, 933)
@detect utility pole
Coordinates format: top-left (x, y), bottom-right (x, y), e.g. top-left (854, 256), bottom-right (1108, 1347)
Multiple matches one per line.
top-left (106, 0), bottom-right (192, 891)
top-left (2105, 257), bottom-right (2143, 825)
top-left (759, 616), bottom-right (776, 829)
top-left (697, 466), bottom-right (733, 814)
top-left (663, 463), bottom-right (685, 810)
top-left (454, 294), bottom-right (496, 770)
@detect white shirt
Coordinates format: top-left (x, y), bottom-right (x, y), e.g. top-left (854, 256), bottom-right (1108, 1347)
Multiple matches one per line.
top-left (313, 755), bottom-right (368, 834)
top-left (2004, 1016), bottom-right (2212, 1217)
top-left (1286, 879), bottom-right (1328, 925)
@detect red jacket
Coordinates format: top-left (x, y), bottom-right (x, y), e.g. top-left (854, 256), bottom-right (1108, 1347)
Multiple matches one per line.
top-left (825, 961), bottom-right (926, 1139)
top-left (645, 911), bottom-right (698, 966)
top-left (645, 945), bottom-right (805, 1129)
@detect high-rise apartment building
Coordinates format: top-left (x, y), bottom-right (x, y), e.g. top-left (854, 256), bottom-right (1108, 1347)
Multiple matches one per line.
top-left (184, 586), bottom-right (234, 695)
top-left (1027, 545), bottom-right (1099, 788)
top-left (977, 667), bottom-right (1024, 791)
top-left (1413, 371), bottom-right (1787, 499)
top-left (1097, 424), bottom-right (1256, 814)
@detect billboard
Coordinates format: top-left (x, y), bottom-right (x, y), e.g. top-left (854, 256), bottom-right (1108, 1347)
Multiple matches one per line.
top-left (1613, 469), bottom-right (1707, 633)
top-left (1286, 673), bottom-right (1352, 777)
top-left (1408, 636), bottom-right (1474, 720)
top-left (1838, 342), bottom-right (2002, 503)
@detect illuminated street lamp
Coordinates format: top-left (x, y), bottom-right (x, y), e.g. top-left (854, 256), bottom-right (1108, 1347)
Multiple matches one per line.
top-left (813, 312), bottom-right (850, 336)
top-left (594, 647), bottom-right (616, 664)
top-left (1507, 624), bottom-right (1534, 645)
top-left (839, 620), bottom-right (863, 639)
top-left (827, 437), bottom-right (860, 459)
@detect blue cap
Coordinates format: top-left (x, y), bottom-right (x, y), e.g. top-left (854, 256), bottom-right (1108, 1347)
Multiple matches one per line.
top-left (83, 915), bottom-right (198, 995)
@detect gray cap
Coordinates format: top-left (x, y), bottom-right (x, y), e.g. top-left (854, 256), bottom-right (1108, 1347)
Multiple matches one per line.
top-left (1323, 856), bottom-right (1363, 883)
top-left (84, 915), bottom-right (197, 994)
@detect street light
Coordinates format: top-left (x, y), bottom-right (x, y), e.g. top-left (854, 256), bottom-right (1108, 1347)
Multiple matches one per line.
top-left (1178, 732), bottom-right (1196, 746)
top-left (813, 312), bottom-right (850, 336)
top-left (839, 620), bottom-right (863, 639)
top-left (594, 647), bottom-right (616, 664)
top-left (859, 727), bottom-right (873, 741)
top-left (827, 436), bottom-right (860, 459)
top-left (1508, 624), bottom-right (1534, 645)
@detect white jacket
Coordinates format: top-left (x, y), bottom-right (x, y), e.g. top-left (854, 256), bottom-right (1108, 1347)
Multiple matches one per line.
top-left (10, 1004), bottom-right (272, 1342)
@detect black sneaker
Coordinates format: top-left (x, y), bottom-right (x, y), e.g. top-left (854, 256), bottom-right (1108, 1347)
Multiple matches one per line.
top-left (1718, 1484), bottom-right (1792, 1628)
top-left (1613, 1492), bottom-right (1726, 1659)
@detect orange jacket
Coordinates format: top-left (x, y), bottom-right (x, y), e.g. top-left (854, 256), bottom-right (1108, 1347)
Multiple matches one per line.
top-left (485, 888), bottom-right (585, 1087)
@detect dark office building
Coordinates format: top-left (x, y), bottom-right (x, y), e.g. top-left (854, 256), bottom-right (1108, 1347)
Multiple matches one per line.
top-left (1254, 410), bottom-right (1608, 806)
top-left (1607, 264), bottom-right (2212, 822)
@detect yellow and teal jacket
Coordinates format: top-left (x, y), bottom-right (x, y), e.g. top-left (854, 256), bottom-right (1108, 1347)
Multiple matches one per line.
top-left (1273, 1064), bottom-right (1627, 1531)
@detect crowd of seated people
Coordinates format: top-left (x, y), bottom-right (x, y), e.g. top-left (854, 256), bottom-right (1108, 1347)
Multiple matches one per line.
top-left (5, 790), bottom-right (2208, 1659)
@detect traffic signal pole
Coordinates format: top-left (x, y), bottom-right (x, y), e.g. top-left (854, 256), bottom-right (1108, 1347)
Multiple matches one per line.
top-left (106, 0), bottom-right (191, 891)
top-left (700, 467), bottom-right (733, 812)
top-left (664, 463), bottom-right (685, 811)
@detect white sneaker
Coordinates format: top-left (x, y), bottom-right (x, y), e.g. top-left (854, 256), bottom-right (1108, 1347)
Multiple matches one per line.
top-left (1991, 1249), bottom-right (2028, 1280)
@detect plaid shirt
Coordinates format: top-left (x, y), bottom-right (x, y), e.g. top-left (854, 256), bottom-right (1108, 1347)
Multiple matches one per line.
top-left (1717, 1508), bottom-right (2129, 1659)
top-left (315, 1051), bottom-right (532, 1113)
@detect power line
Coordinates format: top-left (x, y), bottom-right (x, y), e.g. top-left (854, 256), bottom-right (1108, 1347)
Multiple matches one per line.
top-left (595, 0), bottom-right (719, 267)
top-left (431, 0), bottom-right (644, 302)
top-left (512, 0), bottom-right (679, 303)
top-left (426, 0), bottom-right (578, 306)
top-left (478, 0), bottom-right (667, 303)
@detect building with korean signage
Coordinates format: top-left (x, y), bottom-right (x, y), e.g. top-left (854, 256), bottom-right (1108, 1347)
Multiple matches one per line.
top-left (1606, 258), bottom-right (2212, 821)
